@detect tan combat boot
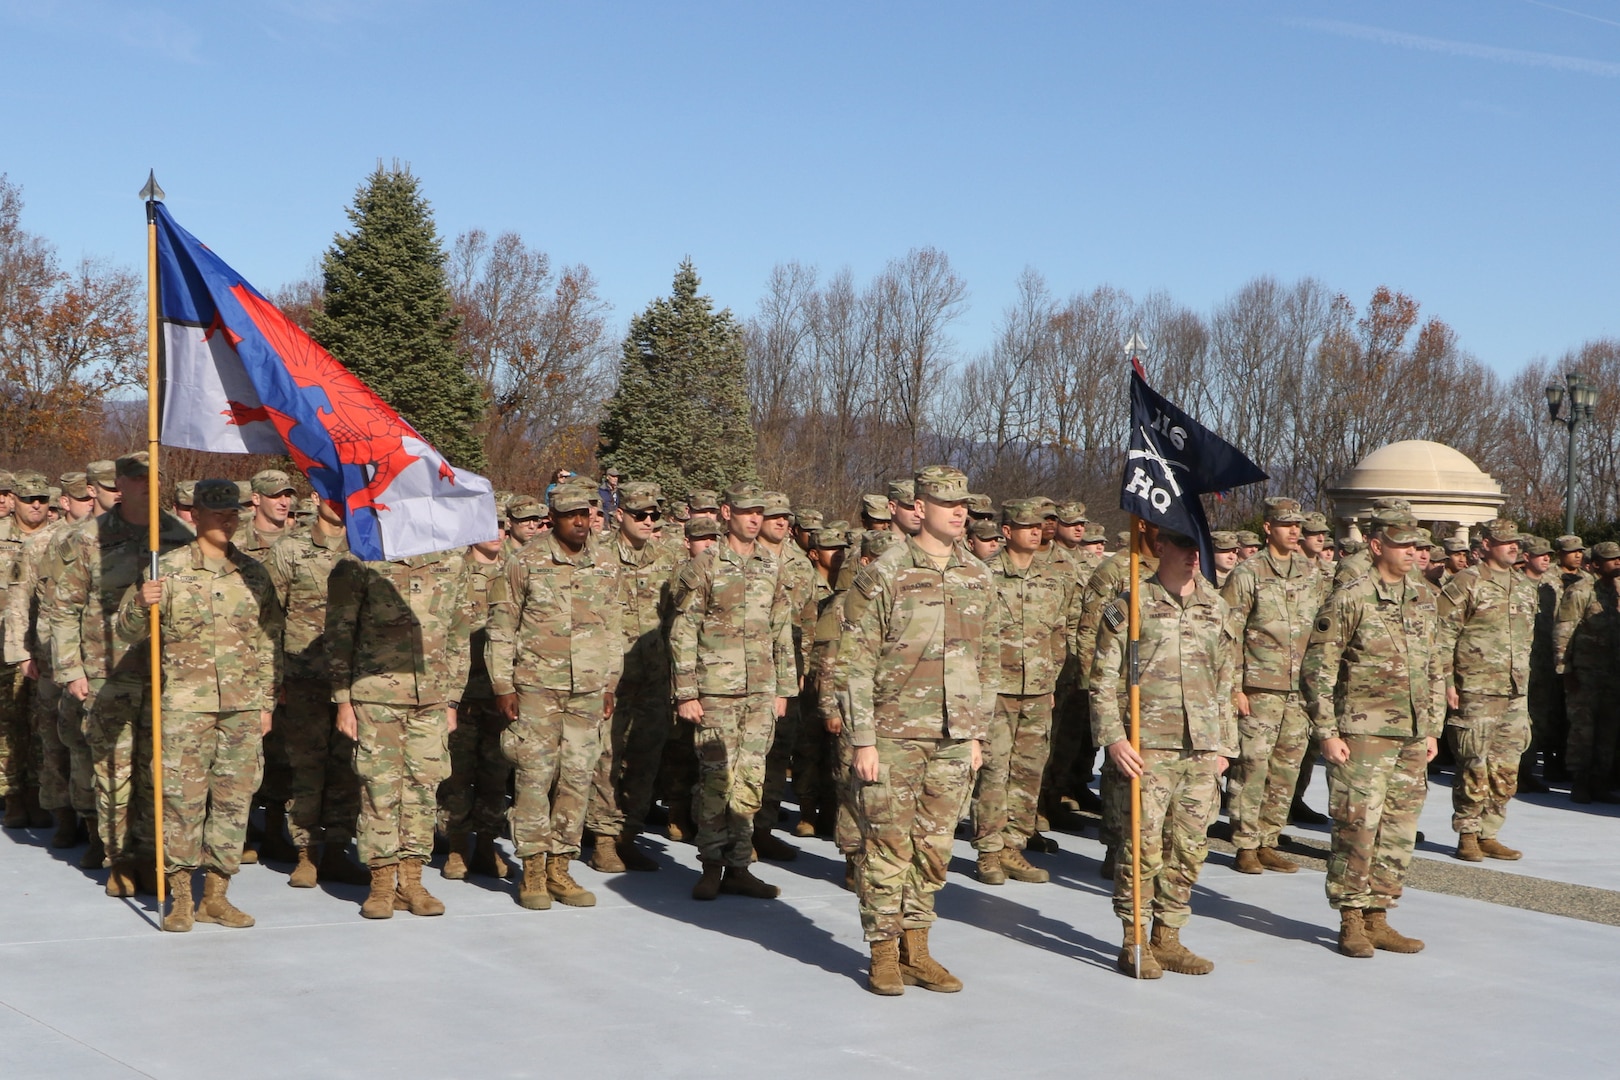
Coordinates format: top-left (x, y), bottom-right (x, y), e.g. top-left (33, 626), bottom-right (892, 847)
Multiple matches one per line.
top-left (1256, 847), bottom-right (1298, 873)
top-left (50, 808), bottom-right (78, 849)
top-left (999, 848), bottom-right (1049, 883)
top-left (590, 834), bottom-right (626, 874)
top-left (1117, 922), bottom-right (1162, 979)
top-left (751, 827), bottom-right (798, 862)
top-left (318, 840), bottom-right (372, 886)
top-left (692, 861), bottom-right (723, 901)
top-left (546, 855), bottom-right (596, 907)
top-left (792, 812), bottom-right (817, 839)
top-left (195, 870), bottom-right (255, 928)
top-left (899, 927), bottom-right (963, 992)
top-left (519, 856), bottom-right (551, 910)
top-left (666, 805), bottom-right (694, 843)
top-left (361, 864), bottom-right (397, 919)
top-left (1337, 909), bottom-right (1374, 958)
top-left (441, 833), bottom-right (470, 880)
top-left (1454, 834), bottom-right (1484, 862)
top-left (80, 816), bottom-right (104, 870)
top-left (868, 938), bottom-right (904, 996)
top-left (1233, 849), bottom-right (1264, 874)
top-left (162, 871), bottom-right (195, 933)
top-left (616, 836), bottom-right (658, 872)
top-left (105, 859), bottom-right (138, 898)
top-left (468, 833), bottom-right (511, 879)
top-left (976, 850), bottom-right (1006, 885)
top-left (1364, 909), bottom-right (1424, 953)
top-left (720, 865), bottom-right (780, 899)
top-left (395, 857), bottom-right (446, 916)
top-left (288, 846), bottom-right (319, 889)
top-left (1478, 837), bottom-right (1522, 861)
top-left (1150, 921), bottom-right (1214, 975)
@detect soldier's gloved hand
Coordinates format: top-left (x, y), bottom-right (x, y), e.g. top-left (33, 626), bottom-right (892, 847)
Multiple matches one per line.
top-left (1321, 737), bottom-right (1350, 765)
top-left (140, 578), bottom-right (164, 606)
top-left (335, 701), bottom-right (358, 740)
top-left (677, 699), bottom-right (704, 724)
top-left (853, 744), bottom-right (879, 783)
top-left (496, 693), bottom-right (519, 721)
top-left (1106, 738), bottom-right (1144, 778)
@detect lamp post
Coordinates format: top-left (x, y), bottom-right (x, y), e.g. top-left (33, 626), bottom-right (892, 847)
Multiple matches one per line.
top-left (1545, 372), bottom-right (1599, 535)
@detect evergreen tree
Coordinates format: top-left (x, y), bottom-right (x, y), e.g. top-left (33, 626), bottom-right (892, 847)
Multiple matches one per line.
top-left (599, 260), bottom-right (754, 494)
top-left (309, 163), bottom-right (486, 469)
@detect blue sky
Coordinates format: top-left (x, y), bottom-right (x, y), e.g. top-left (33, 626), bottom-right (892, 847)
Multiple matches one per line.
top-left (3, 0), bottom-right (1617, 373)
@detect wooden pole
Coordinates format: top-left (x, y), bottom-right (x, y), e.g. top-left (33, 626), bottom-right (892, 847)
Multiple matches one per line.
top-left (1127, 514), bottom-right (1143, 976)
top-left (145, 192), bottom-right (166, 915)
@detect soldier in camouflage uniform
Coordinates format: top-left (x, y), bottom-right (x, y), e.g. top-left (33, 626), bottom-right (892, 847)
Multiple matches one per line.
top-left (0, 471), bottom-right (53, 830)
top-left (1039, 501), bottom-right (1098, 834)
top-left (757, 490), bottom-right (818, 858)
top-left (1434, 519), bottom-right (1537, 860)
top-left (1302, 519), bottom-right (1442, 959)
top-left (326, 535), bottom-right (471, 919)
top-left (841, 466), bottom-right (994, 996)
top-left (1221, 497), bottom-right (1323, 875)
top-left (116, 480), bottom-right (281, 932)
top-left (1555, 541), bottom-right (1620, 804)
top-left (970, 499), bottom-right (1071, 886)
top-left (669, 484), bottom-right (796, 902)
top-left (52, 453), bottom-right (193, 895)
top-left (791, 509), bottom-right (824, 553)
top-left (655, 515), bottom-right (723, 841)
top-left (487, 482), bottom-right (622, 910)
top-left (1091, 529), bottom-right (1236, 979)
top-left (232, 469), bottom-right (301, 560)
top-left (584, 482), bottom-right (675, 874)
top-left (1209, 532), bottom-right (1240, 589)
top-left (793, 524), bottom-right (849, 841)
top-left (887, 479), bottom-right (923, 537)
top-left (263, 497), bottom-right (369, 888)
top-left (1520, 535), bottom-right (1559, 790)
top-left (859, 493), bottom-right (892, 532)
top-left (504, 496), bottom-right (545, 554)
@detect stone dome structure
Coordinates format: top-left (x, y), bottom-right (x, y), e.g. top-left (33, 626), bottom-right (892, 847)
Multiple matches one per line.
top-left (1325, 440), bottom-right (1506, 532)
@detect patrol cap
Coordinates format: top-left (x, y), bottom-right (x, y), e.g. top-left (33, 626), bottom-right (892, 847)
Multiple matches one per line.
top-left (810, 526), bottom-right (850, 549)
top-left (60, 473), bottom-right (90, 500)
top-left (251, 468), bottom-right (296, 496)
top-left (914, 465), bottom-right (970, 502)
top-left (723, 483), bottom-right (767, 511)
top-left (1084, 523), bottom-right (1107, 543)
top-left (1591, 541), bottom-right (1620, 560)
top-left (87, 461), bottom-right (117, 488)
top-left (670, 500), bottom-right (691, 521)
top-left (1412, 528), bottom-right (1433, 550)
top-left (886, 479), bottom-right (915, 505)
top-left (494, 490), bottom-right (513, 516)
top-left (295, 495), bottom-right (318, 518)
top-left (1554, 534), bottom-right (1584, 553)
top-left (762, 490), bottom-right (793, 517)
top-left (1339, 538), bottom-right (1366, 556)
top-left (549, 484), bottom-right (593, 514)
top-left (47, 486), bottom-right (61, 503)
top-left (1034, 497), bottom-right (1058, 519)
top-left (1479, 518), bottom-right (1523, 544)
top-left (1441, 537), bottom-right (1469, 554)
top-left (860, 494), bottom-right (892, 521)
top-left (1210, 531), bottom-right (1239, 552)
top-left (193, 478), bottom-right (247, 511)
top-left (116, 451), bottom-right (149, 479)
top-left (0, 471), bottom-right (13, 494)
top-left (1117, 531), bottom-right (1130, 549)
top-left (1370, 496), bottom-right (1412, 512)
top-left (685, 516), bottom-right (724, 540)
top-left (1054, 501), bottom-right (1088, 525)
top-left (173, 479), bottom-right (196, 507)
top-left (1235, 530), bottom-right (1262, 548)
top-left (1301, 512), bottom-right (1331, 535)
top-left (1369, 506), bottom-right (1417, 530)
top-left (11, 471), bottom-right (50, 499)
top-left (1158, 528), bottom-right (1198, 549)
top-left (794, 509), bottom-right (825, 531)
top-left (618, 483), bottom-right (660, 513)
top-left (966, 493), bottom-right (994, 519)
top-left (1000, 499), bottom-right (1047, 527)
top-left (1520, 535), bottom-right (1552, 557)
top-left (235, 480), bottom-right (253, 505)
top-left (861, 529), bottom-right (901, 558)
top-left (686, 490), bottom-right (721, 513)
top-left (968, 519), bottom-right (1004, 542)
top-left (1375, 521), bottom-right (1423, 545)
top-left (1263, 497), bottom-right (1305, 524)
top-left (507, 495), bottom-right (545, 521)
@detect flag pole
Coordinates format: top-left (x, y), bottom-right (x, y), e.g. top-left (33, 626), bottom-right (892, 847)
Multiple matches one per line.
top-left (141, 172), bottom-right (167, 917)
top-left (1127, 513), bottom-right (1143, 977)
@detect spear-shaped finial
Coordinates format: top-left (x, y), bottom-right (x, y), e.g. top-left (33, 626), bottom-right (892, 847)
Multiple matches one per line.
top-left (139, 170), bottom-right (165, 203)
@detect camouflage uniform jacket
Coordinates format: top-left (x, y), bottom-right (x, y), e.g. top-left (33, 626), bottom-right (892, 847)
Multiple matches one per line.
top-left (1220, 549), bottom-right (1323, 692)
top-left (460, 550), bottom-right (509, 701)
top-left (1089, 575), bottom-right (1237, 754)
top-left (51, 510), bottom-right (194, 684)
top-left (811, 585), bottom-right (850, 723)
top-left (3, 519), bottom-right (65, 669)
top-left (1301, 573), bottom-right (1445, 741)
top-left (613, 533), bottom-right (677, 686)
top-left (0, 517), bottom-right (29, 610)
top-left (1529, 574), bottom-right (1562, 681)
top-left (669, 541), bottom-right (796, 702)
top-left (264, 526), bottom-right (355, 682)
top-left (838, 538), bottom-right (999, 747)
top-left (325, 550), bottom-right (472, 707)
top-left (1434, 562), bottom-right (1536, 697)
top-left (114, 541), bottom-right (282, 713)
top-left (231, 517), bottom-right (301, 561)
top-left (486, 533), bottom-right (622, 697)
top-left (989, 548), bottom-right (1072, 696)
top-left (771, 543), bottom-right (821, 678)
top-left (1557, 576), bottom-right (1620, 687)
top-left (1073, 548), bottom-right (1157, 692)
top-left (1333, 549), bottom-right (1372, 590)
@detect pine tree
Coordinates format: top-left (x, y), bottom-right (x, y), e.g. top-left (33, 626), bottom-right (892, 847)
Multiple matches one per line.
top-left (309, 163), bottom-right (486, 469)
top-left (599, 260), bottom-right (755, 495)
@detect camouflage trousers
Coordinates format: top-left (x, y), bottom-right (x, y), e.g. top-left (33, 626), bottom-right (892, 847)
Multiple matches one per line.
top-left (1229, 689), bottom-right (1310, 851)
top-left (793, 692), bottom-right (836, 822)
top-left (691, 694), bottom-right (776, 868)
top-left (353, 701), bottom-right (451, 868)
top-left (658, 719), bottom-right (698, 821)
top-left (1325, 735), bottom-right (1429, 911)
top-left (1565, 681), bottom-right (1620, 783)
top-left (833, 730), bottom-right (860, 855)
top-left (279, 679), bottom-right (361, 847)
top-left (971, 694), bottom-right (1053, 853)
top-left (502, 688), bottom-right (604, 860)
top-left (1042, 680), bottom-right (1093, 803)
top-left (585, 677), bottom-right (669, 838)
top-left (1526, 663), bottom-right (1564, 766)
top-left (1099, 755), bottom-right (1128, 851)
top-left (439, 696), bottom-right (510, 839)
top-left (84, 675), bottom-right (154, 864)
top-left (0, 663), bottom-right (30, 795)
top-left (760, 696), bottom-right (799, 828)
top-left (56, 683), bottom-right (94, 815)
top-left (855, 736), bottom-right (974, 943)
top-left (161, 709), bottom-right (264, 875)
top-left (1449, 693), bottom-right (1530, 838)
top-left (1112, 749), bottom-right (1220, 929)
top-left (29, 674), bottom-right (70, 812)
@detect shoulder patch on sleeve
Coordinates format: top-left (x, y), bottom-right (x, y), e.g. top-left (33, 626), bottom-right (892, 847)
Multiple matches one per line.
top-left (1441, 578), bottom-right (1469, 606)
top-left (1101, 599), bottom-right (1125, 632)
top-left (853, 565), bottom-right (884, 601)
top-left (676, 561), bottom-right (704, 595)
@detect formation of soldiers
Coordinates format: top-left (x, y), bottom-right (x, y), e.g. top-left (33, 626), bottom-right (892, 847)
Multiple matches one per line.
top-left (0, 457), bottom-right (1613, 991)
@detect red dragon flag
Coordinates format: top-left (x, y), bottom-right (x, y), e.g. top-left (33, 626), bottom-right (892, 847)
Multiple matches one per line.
top-left (152, 202), bottom-right (498, 561)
